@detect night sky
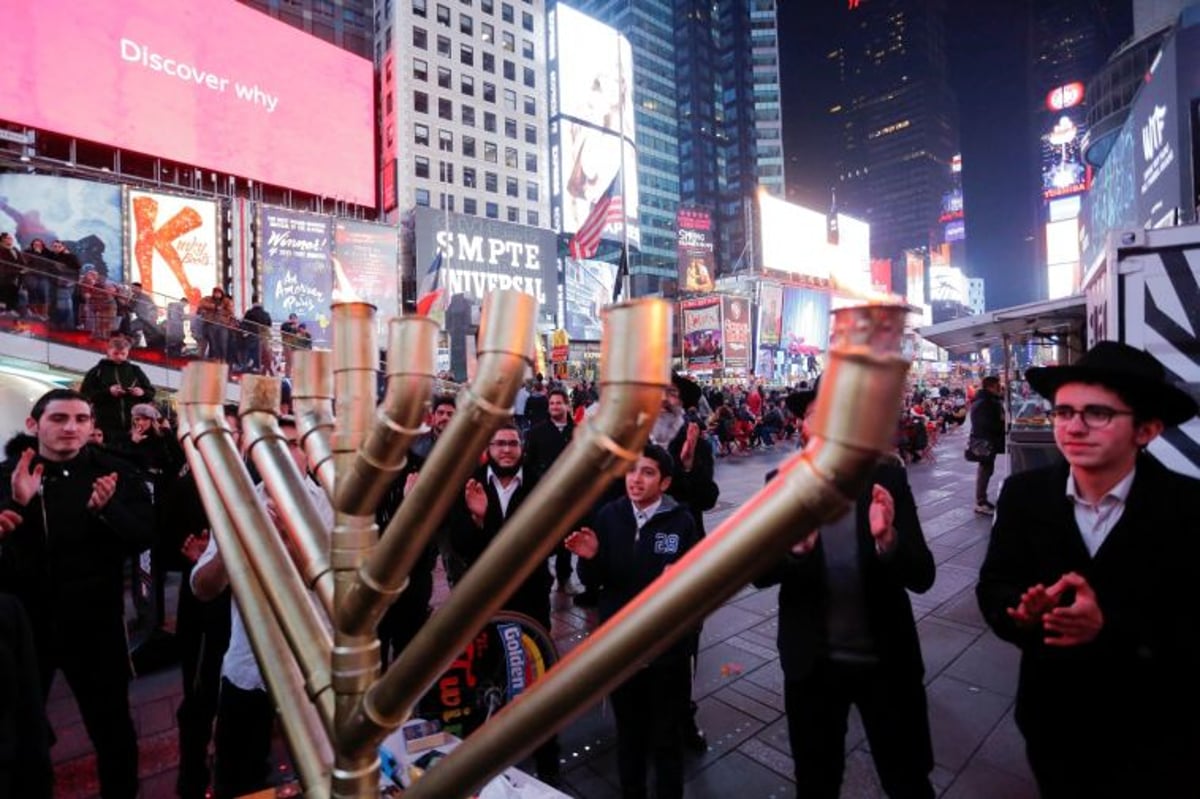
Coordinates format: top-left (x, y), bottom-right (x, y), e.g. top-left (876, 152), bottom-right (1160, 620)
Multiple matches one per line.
top-left (777, 0), bottom-right (1132, 310)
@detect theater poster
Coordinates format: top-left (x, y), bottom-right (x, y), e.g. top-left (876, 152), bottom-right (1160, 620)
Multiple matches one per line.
top-left (722, 295), bottom-right (751, 374)
top-left (0, 173), bottom-right (123, 280)
top-left (757, 281), bottom-right (783, 347)
top-left (259, 207), bottom-right (333, 344)
top-left (126, 189), bottom-right (220, 309)
top-left (680, 296), bottom-right (723, 372)
top-left (333, 219), bottom-right (399, 340)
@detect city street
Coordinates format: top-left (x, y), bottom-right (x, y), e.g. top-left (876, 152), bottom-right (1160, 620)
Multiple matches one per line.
top-left (49, 427), bottom-right (1036, 798)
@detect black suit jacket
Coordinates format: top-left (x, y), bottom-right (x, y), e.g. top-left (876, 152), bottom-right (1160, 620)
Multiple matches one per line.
top-left (665, 422), bottom-right (719, 535)
top-left (976, 454), bottom-right (1200, 785)
top-left (524, 419), bottom-right (573, 475)
top-left (754, 462), bottom-right (934, 680)
top-left (447, 463), bottom-right (551, 629)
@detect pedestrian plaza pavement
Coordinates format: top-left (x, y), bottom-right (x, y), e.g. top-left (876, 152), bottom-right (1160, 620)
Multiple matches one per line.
top-left (50, 426), bottom-right (1037, 798)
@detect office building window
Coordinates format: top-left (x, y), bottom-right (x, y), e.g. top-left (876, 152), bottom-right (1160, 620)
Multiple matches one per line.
top-left (503, 60), bottom-right (515, 80)
top-left (504, 117), bottom-right (517, 139)
top-left (504, 146), bottom-right (517, 168)
top-left (416, 188), bottom-right (431, 206)
top-left (438, 98), bottom-right (452, 119)
top-left (413, 27), bottom-right (428, 49)
top-left (505, 176), bottom-right (518, 197)
top-left (460, 13), bottom-right (473, 34)
top-left (524, 124), bottom-right (536, 144)
top-left (482, 0), bottom-right (493, 12)
top-left (439, 193), bottom-right (455, 212)
top-left (483, 52), bottom-right (495, 73)
top-left (485, 172), bottom-right (498, 192)
top-left (526, 180), bottom-right (538, 201)
top-left (437, 35), bottom-right (451, 56)
top-left (414, 90), bottom-right (429, 113)
top-left (413, 0), bottom-right (427, 16)
top-left (483, 82), bottom-right (496, 103)
top-left (484, 141), bottom-right (498, 162)
top-left (437, 66), bottom-right (452, 88)
top-left (436, 4), bottom-right (450, 25)
top-left (526, 210), bottom-right (539, 226)
top-left (503, 88), bottom-right (517, 110)
top-left (460, 44), bottom-right (473, 66)
top-left (413, 58), bottom-right (428, 81)
top-left (502, 32), bottom-right (515, 52)
top-left (461, 74), bottom-right (474, 95)
top-left (486, 202), bottom-right (498, 219)
top-left (524, 152), bottom-right (537, 172)
top-left (501, 3), bottom-right (513, 23)
top-left (481, 22), bottom-right (494, 43)
top-left (523, 95), bottom-right (535, 115)
top-left (438, 129), bottom-right (453, 151)
top-left (461, 105), bottom-right (475, 126)
top-left (521, 39), bottom-right (534, 59)
top-left (439, 162), bottom-right (453, 182)
top-left (415, 156), bottom-right (430, 178)
top-left (521, 10), bottom-right (533, 31)
top-left (484, 112), bottom-right (497, 132)
top-left (463, 167), bottom-right (477, 188)
top-left (522, 67), bottom-right (534, 88)
top-left (463, 136), bottom-right (477, 157)
top-left (464, 197), bottom-right (477, 215)
top-left (414, 123), bottom-right (429, 145)
top-left (506, 206), bottom-right (519, 222)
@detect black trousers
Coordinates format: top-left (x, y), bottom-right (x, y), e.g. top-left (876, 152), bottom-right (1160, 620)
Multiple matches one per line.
top-left (975, 454), bottom-right (996, 505)
top-left (609, 657), bottom-right (691, 799)
top-left (785, 659), bottom-right (934, 799)
top-left (175, 583), bottom-right (231, 799)
top-left (37, 614), bottom-right (138, 799)
top-left (212, 679), bottom-right (274, 799)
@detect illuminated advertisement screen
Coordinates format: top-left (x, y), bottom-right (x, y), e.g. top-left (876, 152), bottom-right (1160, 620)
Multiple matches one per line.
top-left (126, 189), bottom-right (220, 308)
top-left (680, 296), bottom-right (723, 372)
top-left (905, 250), bottom-right (926, 306)
top-left (2, 0), bottom-right (375, 205)
top-left (758, 195), bottom-right (870, 287)
top-left (677, 208), bottom-right (716, 292)
top-left (413, 208), bottom-right (559, 316)
top-left (550, 4), bottom-right (640, 247)
top-left (722, 296), bottom-right (751, 374)
top-left (1041, 107), bottom-right (1090, 199)
top-left (333, 220), bottom-right (400, 339)
top-left (259, 207), bottom-right (333, 345)
top-left (0, 173), bottom-right (123, 280)
top-left (563, 258), bottom-right (617, 340)
top-left (780, 287), bottom-right (830, 356)
top-left (757, 282), bottom-right (783, 347)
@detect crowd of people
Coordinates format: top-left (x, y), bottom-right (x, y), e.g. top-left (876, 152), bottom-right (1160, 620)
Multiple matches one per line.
top-left (0, 332), bottom-right (1197, 799)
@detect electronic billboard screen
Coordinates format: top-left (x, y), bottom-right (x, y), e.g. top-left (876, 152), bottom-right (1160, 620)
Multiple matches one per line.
top-left (677, 208), bottom-right (716, 292)
top-left (2, 0), bottom-right (375, 205)
top-left (127, 189), bottom-right (221, 308)
top-left (550, 4), bottom-right (640, 248)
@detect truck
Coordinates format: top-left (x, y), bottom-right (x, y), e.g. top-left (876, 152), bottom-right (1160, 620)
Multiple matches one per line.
top-left (1083, 223), bottom-right (1200, 478)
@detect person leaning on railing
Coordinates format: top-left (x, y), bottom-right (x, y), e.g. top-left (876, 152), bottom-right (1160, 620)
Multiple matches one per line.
top-left (0, 232), bottom-right (24, 313)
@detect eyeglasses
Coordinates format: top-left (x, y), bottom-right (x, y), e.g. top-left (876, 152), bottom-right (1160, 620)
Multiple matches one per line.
top-left (490, 439), bottom-right (521, 448)
top-left (1048, 404), bottom-right (1134, 428)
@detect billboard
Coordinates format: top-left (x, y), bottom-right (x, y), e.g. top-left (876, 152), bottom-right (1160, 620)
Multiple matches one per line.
top-left (758, 194), bottom-right (870, 287)
top-left (0, 173), bottom-right (123, 280)
top-left (564, 258), bottom-right (617, 340)
top-left (413, 208), bottom-right (559, 316)
top-left (1040, 81), bottom-right (1090, 200)
top-left (126, 189), bottom-right (220, 308)
top-left (780, 287), bottom-right (830, 357)
top-left (1, 0), bottom-right (374, 205)
top-left (905, 250), bottom-right (926, 306)
top-left (677, 208), bottom-right (716, 292)
top-left (680, 296), bottom-right (723, 372)
top-left (333, 220), bottom-right (400, 339)
top-left (722, 296), bottom-right (751, 374)
top-left (259, 207), bottom-right (333, 344)
top-left (549, 4), bottom-right (640, 248)
top-left (757, 281), bottom-right (783, 347)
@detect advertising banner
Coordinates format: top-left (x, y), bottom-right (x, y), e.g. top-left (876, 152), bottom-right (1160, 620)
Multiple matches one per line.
top-left (904, 250), bottom-right (926, 306)
top-left (550, 3), bottom-right (640, 248)
top-left (413, 208), bottom-right (558, 316)
top-left (259, 207), bottom-right (333, 344)
top-left (564, 257), bottom-right (617, 340)
top-left (677, 207), bottom-right (715, 292)
top-left (126, 189), bottom-right (220, 308)
top-left (1040, 80), bottom-right (1090, 200)
top-left (680, 296), bottom-right (723, 372)
top-left (757, 281), bottom-right (783, 347)
top-left (2, 0), bottom-right (374, 205)
top-left (0, 173), bottom-right (123, 280)
top-left (780, 287), bottom-right (830, 357)
top-left (333, 219), bottom-right (399, 338)
top-left (722, 296), bottom-right (751, 374)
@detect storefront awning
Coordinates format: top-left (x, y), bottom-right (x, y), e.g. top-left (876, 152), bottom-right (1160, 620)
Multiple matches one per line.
top-left (916, 294), bottom-right (1086, 354)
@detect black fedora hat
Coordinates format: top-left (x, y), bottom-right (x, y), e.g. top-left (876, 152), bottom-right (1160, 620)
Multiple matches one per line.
top-left (1026, 341), bottom-right (1197, 428)
top-left (785, 376), bottom-right (822, 417)
top-left (671, 372), bottom-right (702, 409)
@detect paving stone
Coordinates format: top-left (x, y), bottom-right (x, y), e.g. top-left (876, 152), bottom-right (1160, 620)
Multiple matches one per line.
top-left (730, 583), bottom-right (780, 616)
top-left (727, 632), bottom-right (780, 662)
top-left (944, 537), bottom-right (991, 569)
top-left (741, 658), bottom-right (785, 696)
top-left (837, 748), bottom-right (886, 798)
top-left (757, 715), bottom-right (792, 756)
top-left (917, 616), bottom-right (982, 681)
top-left (714, 684), bottom-right (783, 724)
top-left (925, 675), bottom-right (1014, 771)
top-left (738, 735), bottom-right (794, 780)
top-left (942, 760), bottom-right (1038, 799)
top-left (931, 586), bottom-right (987, 630)
top-left (699, 603), bottom-right (771, 648)
top-left (927, 542), bottom-right (960, 565)
top-left (973, 709), bottom-right (1036, 783)
top-left (694, 640), bottom-right (772, 699)
top-left (691, 695), bottom-right (769, 761)
top-left (685, 750), bottom-right (797, 799)
top-left (943, 631), bottom-right (1021, 698)
top-left (918, 563), bottom-right (979, 606)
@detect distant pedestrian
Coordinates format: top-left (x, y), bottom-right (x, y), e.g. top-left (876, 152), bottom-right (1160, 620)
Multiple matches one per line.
top-left (81, 333), bottom-right (156, 442)
top-left (967, 375), bottom-right (1005, 514)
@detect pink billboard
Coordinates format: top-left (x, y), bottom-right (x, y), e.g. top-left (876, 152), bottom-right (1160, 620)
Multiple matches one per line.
top-left (2, 0), bottom-right (375, 206)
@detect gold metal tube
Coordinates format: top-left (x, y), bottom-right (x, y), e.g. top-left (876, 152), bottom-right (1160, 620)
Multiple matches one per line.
top-left (400, 302), bottom-right (912, 799)
top-left (335, 290), bottom-right (538, 638)
top-left (334, 316), bottom-right (439, 515)
top-left (240, 375), bottom-right (336, 616)
top-left (181, 362), bottom-right (336, 735)
top-left (294, 349), bottom-right (338, 499)
top-left (338, 299), bottom-right (672, 756)
top-left (328, 302), bottom-right (385, 799)
top-left (177, 407), bottom-right (333, 798)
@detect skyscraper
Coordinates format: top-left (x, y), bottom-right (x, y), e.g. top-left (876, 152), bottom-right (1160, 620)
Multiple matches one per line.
top-left (236, 0), bottom-right (374, 58)
top-left (675, 0), bottom-right (786, 276)
top-left (828, 0), bottom-right (959, 262)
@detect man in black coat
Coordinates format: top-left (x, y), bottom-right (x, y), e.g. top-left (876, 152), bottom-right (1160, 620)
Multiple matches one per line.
top-left (524, 388), bottom-right (578, 592)
top-left (967, 375), bottom-right (1005, 514)
top-left (80, 333), bottom-right (157, 442)
top-left (977, 341), bottom-right (1200, 798)
top-left (0, 389), bottom-right (154, 799)
top-left (756, 383), bottom-right (936, 798)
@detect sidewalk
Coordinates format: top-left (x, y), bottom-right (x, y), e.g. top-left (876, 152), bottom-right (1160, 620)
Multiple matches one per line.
top-left (50, 428), bottom-right (1032, 798)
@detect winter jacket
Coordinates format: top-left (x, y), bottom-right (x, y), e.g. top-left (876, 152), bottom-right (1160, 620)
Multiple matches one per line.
top-left (80, 358), bottom-right (156, 437)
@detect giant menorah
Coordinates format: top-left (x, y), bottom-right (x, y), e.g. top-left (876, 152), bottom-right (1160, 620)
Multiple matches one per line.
top-left (177, 290), bottom-right (909, 798)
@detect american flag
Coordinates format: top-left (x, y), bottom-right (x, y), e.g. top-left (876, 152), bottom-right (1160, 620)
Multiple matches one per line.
top-left (568, 176), bottom-right (623, 260)
top-left (415, 251), bottom-right (444, 316)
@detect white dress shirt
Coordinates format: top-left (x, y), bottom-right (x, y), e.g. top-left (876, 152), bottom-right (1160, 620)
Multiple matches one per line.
top-left (1066, 466), bottom-right (1135, 557)
top-left (487, 467), bottom-right (524, 518)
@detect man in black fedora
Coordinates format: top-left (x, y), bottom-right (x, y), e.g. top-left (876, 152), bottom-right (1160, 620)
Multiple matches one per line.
top-left (976, 340), bottom-right (1200, 797)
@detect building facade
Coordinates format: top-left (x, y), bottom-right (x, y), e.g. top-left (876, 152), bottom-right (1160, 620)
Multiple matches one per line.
top-left (237, 0), bottom-right (374, 57)
top-left (827, 0), bottom-right (959, 262)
